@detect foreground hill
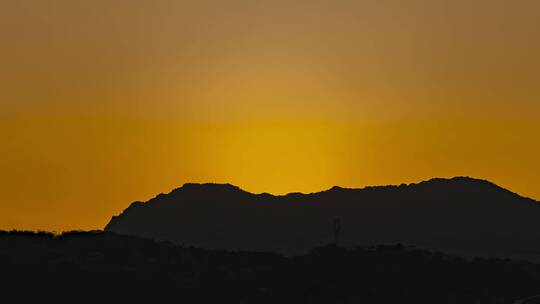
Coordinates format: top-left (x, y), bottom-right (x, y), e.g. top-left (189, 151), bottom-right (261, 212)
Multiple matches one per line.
top-left (1, 231), bottom-right (539, 303)
top-left (106, 177), bottom-right (540, 259)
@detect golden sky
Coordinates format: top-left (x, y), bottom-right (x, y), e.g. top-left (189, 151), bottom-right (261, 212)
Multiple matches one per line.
top-left (1, 0), bottom-right (539, 231)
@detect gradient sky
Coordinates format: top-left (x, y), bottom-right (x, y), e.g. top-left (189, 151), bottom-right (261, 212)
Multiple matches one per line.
top-left (1, 0), bottom-right (539, 231)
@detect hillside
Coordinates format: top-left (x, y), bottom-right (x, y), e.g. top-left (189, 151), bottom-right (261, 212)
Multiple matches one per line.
top-left (1, 230), bottom-right (539, 303)
top-left (106, 177), bottom-right (540, 259)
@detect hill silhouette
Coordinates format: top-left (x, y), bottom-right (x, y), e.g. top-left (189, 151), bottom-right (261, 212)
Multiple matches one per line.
top-left (106, 177), bottom-right (540, 260)
top-left (2, 230), bottom-right (540, 303)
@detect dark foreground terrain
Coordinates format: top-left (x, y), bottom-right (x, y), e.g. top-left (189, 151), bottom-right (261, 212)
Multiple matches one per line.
top-left (1, 231), bottom-right (539, 303)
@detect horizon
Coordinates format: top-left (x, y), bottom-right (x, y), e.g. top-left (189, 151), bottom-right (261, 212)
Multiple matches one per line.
top-left (3, 175), bottom-right (538, 233)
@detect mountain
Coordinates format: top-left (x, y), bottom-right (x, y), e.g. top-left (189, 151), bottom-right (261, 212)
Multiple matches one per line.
top-left (105, 177), bottom-right (540, 260)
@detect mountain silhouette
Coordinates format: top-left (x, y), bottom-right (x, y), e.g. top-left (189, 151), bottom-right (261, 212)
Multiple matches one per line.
top-left (105, 177), bottom-right (540, 260)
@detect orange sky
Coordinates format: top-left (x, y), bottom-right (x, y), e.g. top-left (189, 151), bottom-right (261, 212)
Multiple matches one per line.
top-left (1, 0), bottom-right (539, 231)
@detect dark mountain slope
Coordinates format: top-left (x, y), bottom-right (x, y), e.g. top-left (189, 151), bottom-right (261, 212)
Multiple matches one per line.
top-left (105, 177), bottom-right (540, 259)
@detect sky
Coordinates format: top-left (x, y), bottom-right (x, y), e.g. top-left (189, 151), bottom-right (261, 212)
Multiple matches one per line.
top-left (1, 0), bottom-right (539, 231)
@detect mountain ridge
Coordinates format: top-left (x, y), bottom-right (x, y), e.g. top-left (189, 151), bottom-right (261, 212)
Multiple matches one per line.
top-left (106, 176), bottom-right (540, 259)
top-left (115, 177), bottom-right (536, 216)
top-left (129, 176), bottom-right (534, 202)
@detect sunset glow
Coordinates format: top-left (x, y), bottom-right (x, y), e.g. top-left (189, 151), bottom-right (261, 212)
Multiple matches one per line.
top-left (1, 0), bottom-right (539, 231)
